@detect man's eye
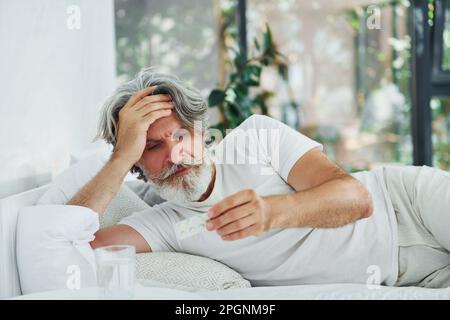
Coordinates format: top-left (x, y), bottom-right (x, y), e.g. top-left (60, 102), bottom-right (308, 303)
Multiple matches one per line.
top-left (146, 144), bottom-right (160, 151)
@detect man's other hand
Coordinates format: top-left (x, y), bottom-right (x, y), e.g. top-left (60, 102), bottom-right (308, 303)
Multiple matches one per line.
top-left (206, 189), bottom-right (274, 241)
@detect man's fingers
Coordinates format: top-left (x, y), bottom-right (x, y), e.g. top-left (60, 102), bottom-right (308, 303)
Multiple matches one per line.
top-left (138, 102), bottom-right (174, 117)
top-left (134, 94), bottom-right (172, 111)
top-left (222, 224), bottom-right (261, 241)
top-left (209, 189), bottom-right (255, 219)
top-left (216, 214), bottom-right (256, 237)
top-left (124, 86), bottom-right (158, 109)
top-left (207, 202), bottom-right (255, 231)
top-left (143, 108), bottom-right (172, 124)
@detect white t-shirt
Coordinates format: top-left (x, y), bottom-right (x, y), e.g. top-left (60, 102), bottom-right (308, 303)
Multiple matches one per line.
top-left (119, 115), bottom-right (398, 286)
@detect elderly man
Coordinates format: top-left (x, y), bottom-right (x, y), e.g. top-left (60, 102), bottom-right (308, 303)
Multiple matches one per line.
top-left (68, 67), bottom-right (450, 288)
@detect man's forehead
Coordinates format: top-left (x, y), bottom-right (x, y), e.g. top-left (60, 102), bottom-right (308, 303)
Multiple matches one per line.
top-left (146, 114), bottom-right (183, 140)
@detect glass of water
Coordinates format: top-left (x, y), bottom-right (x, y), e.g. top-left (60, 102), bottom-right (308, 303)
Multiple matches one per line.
top-left (94, 245), bottom-right (136, 300)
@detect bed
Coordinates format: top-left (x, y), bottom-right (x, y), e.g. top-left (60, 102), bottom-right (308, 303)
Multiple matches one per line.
top-left (0, 185), bottom-right (49, 298)
top-left (1, 186), bottom-right (449, 300)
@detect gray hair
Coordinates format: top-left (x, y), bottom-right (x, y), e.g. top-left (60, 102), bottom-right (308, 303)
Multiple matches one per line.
top-left (95, 67), bottom-right (209, 180)
top-left (96, 66), bottom-right (208, 146)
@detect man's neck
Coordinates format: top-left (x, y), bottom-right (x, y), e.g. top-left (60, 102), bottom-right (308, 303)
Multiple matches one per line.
top-left (197, 162), bottom-right (216, 202)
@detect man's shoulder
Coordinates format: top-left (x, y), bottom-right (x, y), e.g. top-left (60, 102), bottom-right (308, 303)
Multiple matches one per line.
top-left (210, 114), bottom-right (283, 161)
top-left (220, 114), bottom-right (279, 141)
top-left (236, 114), bottom-right (277, 130)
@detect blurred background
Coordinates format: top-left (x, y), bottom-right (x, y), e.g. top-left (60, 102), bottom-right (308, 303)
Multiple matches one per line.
top-left (0, 0), bottom-right (449, 198)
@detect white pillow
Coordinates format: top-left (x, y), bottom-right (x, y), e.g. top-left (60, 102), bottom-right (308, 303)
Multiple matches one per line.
top-left (37, 153), bottom-right (109, 205)
top-left (16, 205), bottom-right (99, 294)
top-left (100, 184), bottom-right (151, 228)
top-left (136, 253), bottom-right (250, 291)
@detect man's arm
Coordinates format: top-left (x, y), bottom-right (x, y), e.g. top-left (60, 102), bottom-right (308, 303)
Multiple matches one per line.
top-left (207, 147), bottom-right (373, 240)
top-left (66, 155), bottom-right (132, 215)
top-left (67, 86), bottom-right (172, 214)
top-left (66, 86), bottom-right (174, 250)
top-left (268, 147), bottom-right (373, 229)
top-left (91, 224), bottom-right (151, 253)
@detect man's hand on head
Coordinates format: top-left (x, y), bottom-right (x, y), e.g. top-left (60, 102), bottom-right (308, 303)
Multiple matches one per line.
top-left (113, 85), bottom-right (174, 167)
top-left (206, 189), bottom-right (274, 241)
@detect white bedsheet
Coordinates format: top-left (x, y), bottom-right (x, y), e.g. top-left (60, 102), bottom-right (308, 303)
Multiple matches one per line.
top-left (200, 284), bottom-right (450, 300)
top-left (11, 283), bottom-right (450, 300)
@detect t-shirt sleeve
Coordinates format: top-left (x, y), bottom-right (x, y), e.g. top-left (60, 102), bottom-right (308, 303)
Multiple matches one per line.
top-left (118, 204), bottom-right (181, 253)
top-left (244, 114), bottom-right (323, 181)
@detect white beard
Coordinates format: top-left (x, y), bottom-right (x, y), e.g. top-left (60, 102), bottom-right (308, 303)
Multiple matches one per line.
top-left (140, 155), bottom-right (213, 205)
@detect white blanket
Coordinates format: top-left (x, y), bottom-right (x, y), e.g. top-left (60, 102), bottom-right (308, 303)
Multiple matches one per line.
top-left (11, 283), bottom-right (450, 300)
top-left (201, 283), bottom-right (450, 300)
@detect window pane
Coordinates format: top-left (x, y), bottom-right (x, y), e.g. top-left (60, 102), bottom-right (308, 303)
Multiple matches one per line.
top-left (246, 0), bottom-right (412, 171)
top-left (442, 0), bottom-right (450, 70)
top-left (114, 0), bottom-right (219, 94)
top-left (431, 97), bottom-right (450, 170)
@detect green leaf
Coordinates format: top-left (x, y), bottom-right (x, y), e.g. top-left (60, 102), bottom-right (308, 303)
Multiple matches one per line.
top-left (228, 102), bottom-right (242, 121)
top-left (237, 95), bottom-right (252, 115)
top-left (230, 72), bottom-right (238, 82)
top-left (252, 91), bottom-right (273, 115)
top-left (208, 21), bottom-right (294, 130)
top-left (225, 87), bottom-right (237, 103)
top-left (208, 89), bottom-right (226, 107)
top-left (254, 38), bottom-right (260, 51)
top-left (243, 65), bottom-right (261, 86)
top-left (277, 63), bottom-right (288, 80)
top-left (232, 49), bottom-right (246, 70)
top-left (233, 83), bottom-right (249, 96)
top-left (263, 24), bottom-right (273, 51)
top-left (261, 56), bottom-right (272, 66)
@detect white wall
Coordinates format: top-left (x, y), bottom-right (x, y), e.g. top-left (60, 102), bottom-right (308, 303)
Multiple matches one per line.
top-left (0, 0), bottom-right (116, 198)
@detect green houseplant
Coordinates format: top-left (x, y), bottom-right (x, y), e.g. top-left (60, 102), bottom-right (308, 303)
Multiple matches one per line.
top-left (208, 24), bottom-right (297, 132)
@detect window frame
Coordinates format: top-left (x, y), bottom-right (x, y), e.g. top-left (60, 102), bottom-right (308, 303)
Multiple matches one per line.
top-left (431, 0), bottom-right (450, 96)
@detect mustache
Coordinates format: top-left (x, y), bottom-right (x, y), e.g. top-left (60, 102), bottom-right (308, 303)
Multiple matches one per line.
top-left (150, 158), bottom-right (201, 181)
top-left (159, 163), bottom-right (191, 180)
